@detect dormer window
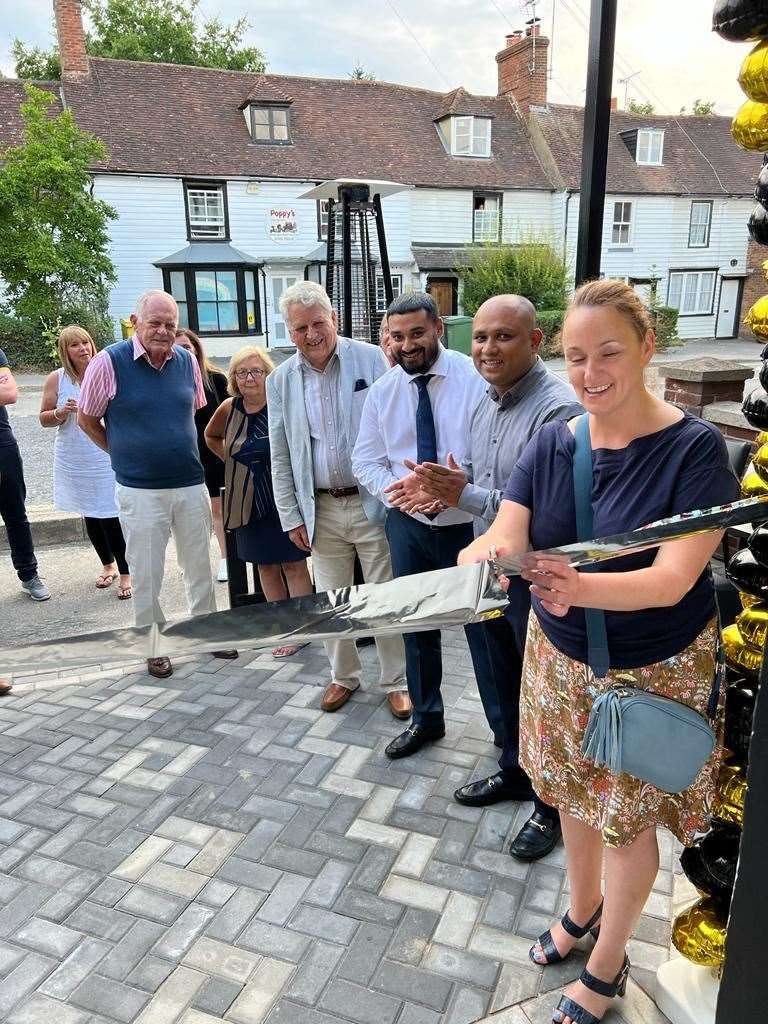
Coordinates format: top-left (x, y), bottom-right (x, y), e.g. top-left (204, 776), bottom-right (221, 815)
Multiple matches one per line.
top-left (451, 116), bottom-right (491, 157)
top-left (636, 128), bottom-right (664, 165)
top-left (248, 104), bottom-right (291, 144)
top-left (184, 180), bottom-right (228, 240)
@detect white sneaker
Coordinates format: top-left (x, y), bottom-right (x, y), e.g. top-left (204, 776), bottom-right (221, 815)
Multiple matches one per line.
top-left (217, 558), bottom-right (228, 582)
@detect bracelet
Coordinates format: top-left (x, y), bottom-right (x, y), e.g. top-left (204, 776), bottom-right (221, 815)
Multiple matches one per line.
top-left (53, 408), bottom-right (63, 423)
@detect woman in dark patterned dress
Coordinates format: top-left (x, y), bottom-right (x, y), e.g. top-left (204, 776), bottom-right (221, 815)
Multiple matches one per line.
top-left (205, 346), bottom-right (312, 657)
top-left (459, 280), bottom-right (739, 1024)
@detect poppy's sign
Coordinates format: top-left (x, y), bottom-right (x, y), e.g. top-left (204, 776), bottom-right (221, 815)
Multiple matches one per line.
top-left (267, 207), bottom-right (298, 241)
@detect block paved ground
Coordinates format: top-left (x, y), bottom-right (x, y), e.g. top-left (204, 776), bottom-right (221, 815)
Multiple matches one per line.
top-left (0, 624), bottom-right (677, 1024)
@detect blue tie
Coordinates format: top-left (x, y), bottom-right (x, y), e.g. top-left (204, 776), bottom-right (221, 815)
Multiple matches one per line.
top-left (415, 374), bottom-right (437, 465)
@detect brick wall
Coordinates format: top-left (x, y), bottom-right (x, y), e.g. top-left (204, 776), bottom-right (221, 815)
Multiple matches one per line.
top-left (741, 237), bottom-right (767, 338)
top-left (496, 29), bottom-right (549, 112)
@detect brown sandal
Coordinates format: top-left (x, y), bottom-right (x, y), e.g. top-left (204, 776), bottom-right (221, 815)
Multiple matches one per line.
top-left (96, 571), bottom-right (118, 589)
top-left (117, 584), bottom-right (132, 600)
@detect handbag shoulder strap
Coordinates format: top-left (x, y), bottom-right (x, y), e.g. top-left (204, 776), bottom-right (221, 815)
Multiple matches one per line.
top-left (572, 415), bottom-right (610, 678)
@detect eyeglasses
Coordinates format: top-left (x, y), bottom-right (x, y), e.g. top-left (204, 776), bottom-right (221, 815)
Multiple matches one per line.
top-left (235, 368), bottom-right (266, 380)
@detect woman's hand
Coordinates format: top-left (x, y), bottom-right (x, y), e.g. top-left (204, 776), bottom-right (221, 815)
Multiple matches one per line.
top-left (522, 558), bottom-right (583, 617)
top-left (457, 539), bottom-right (504, 566)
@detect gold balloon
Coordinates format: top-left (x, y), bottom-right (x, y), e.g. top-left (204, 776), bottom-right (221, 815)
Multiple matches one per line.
top-left (713, 760), bottom-right (748, 827)
top-left (722, 623), bottom-right (764, 677)
top-left (757, 430), bottom-right (768, 445)
top-left (740, 466), bottom-right (768, 499)
top-left (743, 295), bottom-right (768, 338)
top-left (754, 443), bottom-right (768, 484)
top-left (671, 898), bottom-right (727, 967)
top-left (740, 590), bottom-right (764, 609)
top-left (732, 99), bottom-right (768, 151)
top-left (737, 604), bottom-right (768, 648)
top-left (739, 41), bottom-right (768, 103)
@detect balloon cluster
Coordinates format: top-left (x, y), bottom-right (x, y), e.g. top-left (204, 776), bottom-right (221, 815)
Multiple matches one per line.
top-left (669, 5), bottom-right (766, 967)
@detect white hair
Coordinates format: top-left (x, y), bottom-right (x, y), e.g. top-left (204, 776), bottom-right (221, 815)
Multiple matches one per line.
top-left (279, 280), bottom-right (333, 322)
top-left (135, 289), bottom-right (178, 320)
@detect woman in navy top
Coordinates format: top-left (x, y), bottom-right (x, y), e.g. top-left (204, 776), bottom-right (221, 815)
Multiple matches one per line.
top-left (459, 279), bottom-right (738, 1024)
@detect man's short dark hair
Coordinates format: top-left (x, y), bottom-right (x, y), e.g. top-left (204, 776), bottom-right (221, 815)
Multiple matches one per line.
top-left (387, 291), bottom-right (439, 322)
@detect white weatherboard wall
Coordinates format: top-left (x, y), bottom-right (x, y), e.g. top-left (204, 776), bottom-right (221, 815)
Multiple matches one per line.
top-left (563, 194), bottom-right (753, 339)
top-left (501, 189), bottom-right (556, 243)
top-left (412, 189), bottom-right (473, 243)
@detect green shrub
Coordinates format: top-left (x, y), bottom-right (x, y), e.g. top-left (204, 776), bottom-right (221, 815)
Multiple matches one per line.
top-left (651, 305), bottom-right (681, 351)
top-left (536, 309), bottom-right (565, 359)
top-left (457, 242), bottom-right (568, 317)
top-left (0, 306), bottom-right (114, 371)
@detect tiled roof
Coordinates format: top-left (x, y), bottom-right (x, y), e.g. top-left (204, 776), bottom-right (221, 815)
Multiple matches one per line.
top-left (413, 245), bottom-right (506, 269)
top-left (0, 80), bottom-right (62, 146)
top-left (6, 58), bottom-right (552, 190)
top-left (433, 87), bottom-right (493, 121)
top-left (535, 104), bottom-right (760, 195)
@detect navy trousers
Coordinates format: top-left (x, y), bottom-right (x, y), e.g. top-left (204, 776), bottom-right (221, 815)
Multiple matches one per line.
top-left (0, 442), bottom-right (38, 583)
top-left (385, 509), bottom-right (475, 727)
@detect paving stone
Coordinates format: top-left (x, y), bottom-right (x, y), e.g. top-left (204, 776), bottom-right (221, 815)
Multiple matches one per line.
top-left (286, 940), bottom-right (345, 1003)
top-left (141, 862), bottom-right (208, 899)
top-left (433, 891), bottom-right (481, 948)
top-left (0, 939), bottom-right (25, 976)
top-left (261, 844), bottom-right (327, 877)
top-left (257, 874), bottom-right (312, 925)
top-left (183, 936), bottom-right (261, 983)
top-left (0, 953), bottom-right (56, 1018)
top-left (372, 960), bottom-right (452, 1013)
top-left (152, 902), bottom-right (216, 960)
top-left (238, 919), bottom-right (310, 963)
top-left (38, 938), bottom-right (111, 999)
top-left (445, 985), bottom-right (489, 1024)
top-left (333, 888), bottom-right (403, 927)
top-left (115, 886), bottom-right (188, 925)
top-left (290, 905), bottom-right (358, 945)
top-left (387, 908), bottom-right (439, 965)
top-left (126, 956), bottom-right (177, 993)
top-left (265, 1000), bottom-right (342, 1024)
top-left (216, 857), bottom-right (281, 891)
top-left (380, 875), bottom-right (450, 914)
top-left (7, 992), bottom-right (91, 1024)
top-left (319, 977), bottom-right (401, 1024)
top-left (206, 888), bottom-right (266, 943)
top-left (423, 944), bottom-right (500, 989)
top-left (112, 835), bottom-right (174, 881)
top-left (99, 919), bottom-right (166, 981)
top-left (198, 878), bottom-right (237, 909)
top-left (336, 922), bottom-right (393, 986)
top-left (227, 957), bottom-right (294, 1024)
top-left (70, 973), bottom-right (150, 1022)
top-left (192, 975), bottom-right (243, 1015)
top-left (133, 964), bottom-right (207, 1023)
top-left (13, 918), bottom-right (82, 960)
top-left (397, 1004), bottom-right (441, 1024)
top-left (304, 859), bottom-right (356, 908)
top-left (65, 901), bottom-right (134, 942)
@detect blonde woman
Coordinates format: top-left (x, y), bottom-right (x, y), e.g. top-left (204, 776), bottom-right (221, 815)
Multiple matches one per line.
top-left (174, 328), bottom-right (229, 581)
top-left (459, 280), bottom-right (739, 1024)
top-left (40, 326), bottom-right (131, 598)
top-left (205, 346), bottom-right (312, 657)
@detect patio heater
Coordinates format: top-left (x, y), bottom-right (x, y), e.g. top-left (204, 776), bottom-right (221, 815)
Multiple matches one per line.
top-left (299, 179), bottom-right (411, 343)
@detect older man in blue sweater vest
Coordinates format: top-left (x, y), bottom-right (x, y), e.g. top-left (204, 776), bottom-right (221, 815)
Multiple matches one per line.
top-left (79, 290), bottom-right (236, 678)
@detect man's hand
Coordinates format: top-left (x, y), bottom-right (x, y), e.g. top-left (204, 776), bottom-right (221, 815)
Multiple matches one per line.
top-left (405, 453), bottom-right (467, 508)
top-left (289, 524), bottom-right (311, 552)
top-left (384, 473), bottom-right (437, 513)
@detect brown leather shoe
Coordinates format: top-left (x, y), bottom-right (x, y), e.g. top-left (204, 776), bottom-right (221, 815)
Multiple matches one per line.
top-left (321, 682), bottom-right (356, 712)
top-left (0, 679), bottom-right (12, 696)
top-left (387, 691), bottom-right (412, 720)
top-left (212, 650), bottom-right (239, 660)
top-left (147, 657), bottom-right (173, 679)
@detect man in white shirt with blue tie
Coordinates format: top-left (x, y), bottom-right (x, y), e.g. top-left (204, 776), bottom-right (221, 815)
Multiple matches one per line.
top-left (352, 293), bottom-right (486, 758)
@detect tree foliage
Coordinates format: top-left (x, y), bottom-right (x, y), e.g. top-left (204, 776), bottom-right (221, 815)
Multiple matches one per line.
top-left (0, 85), bottom-right (116, 330)
top-left (627, 98), bottom-right (655, 115)
top-left (13, 0), bottom-right (265, 79)
top-left (680, 99), bottom-right (716, 115)
top-left (349, 64), bottom-right (376, 81)
top-left (457, 242), bottom-right (568, 318)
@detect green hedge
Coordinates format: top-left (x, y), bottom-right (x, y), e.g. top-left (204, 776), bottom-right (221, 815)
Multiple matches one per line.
top-left (0, 309), bottom-right (115, 371)
top-left (651, 305), bottom-right (681, 351)
top-left (537, 309), bottom-right (565, 359)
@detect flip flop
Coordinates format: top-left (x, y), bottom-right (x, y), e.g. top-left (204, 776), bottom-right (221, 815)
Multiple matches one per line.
top-left (271, 642), bottom-right (309, 658)
top-left (96, 572), bottom-right (118, 589)
top-left (117, 584), bottom-right (132, 600)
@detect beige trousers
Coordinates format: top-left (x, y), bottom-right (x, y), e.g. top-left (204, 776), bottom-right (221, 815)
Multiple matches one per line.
top-left (116, 482), bottom-right (216, 628)
top-left (311, 492), bottom-right (406, 693)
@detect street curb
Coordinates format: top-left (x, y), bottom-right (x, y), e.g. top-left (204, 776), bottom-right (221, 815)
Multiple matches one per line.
top-left (0, 504), bottom-right (86, 551)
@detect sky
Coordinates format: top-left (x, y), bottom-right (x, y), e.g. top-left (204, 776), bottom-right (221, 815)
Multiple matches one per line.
top-left (0, 0), bottom-right (755, 116)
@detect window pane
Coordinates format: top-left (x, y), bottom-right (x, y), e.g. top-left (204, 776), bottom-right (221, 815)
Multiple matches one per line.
top-left (169, 271), bottom-right (186, 300)
top-left (273, 109), bottom-right (288, 126)
top-left (177, 302), bottom-right (189, 329)
top-left (272, 278), bottom-right (283, 307)
top-left (215, 271), bottom-right (237, 301)
top-left (668, 274), bottom-right (682, 309)
top-left (197, 302), bottom-right (218, 331)
top-left (246, 300), bottom-right (257, 330)
top-left (392, 274), bottom-right (402, 298)
top-left (252, 108), bottom-right (270, 125)
top-left (683, 274), bottom-right (698, 313)
top-left (454, 117), bottom-right (471, 153)
top-left (253, 123), bottom-right (271, 140)
top-left (218, 302), bottom-right (239, 332)
top-left (472, 118), bottom-right (490, 155)
top-left (613, 201), bottom-right (623, 221)
top-left (698, 272), bottom-right (715, 312)
top-left (195, 272), bottom-right (217, 301)
top-left (245, 271), bottom-right (256, 300)
top-left (651, 132), bottom-right (662, 162)
top-left (273, 122), bottom-right (289, 141)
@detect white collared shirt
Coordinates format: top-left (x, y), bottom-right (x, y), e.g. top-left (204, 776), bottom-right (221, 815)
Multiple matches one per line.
top-left (298, 347), bottom-right (356, 490)
top-left (352, 345), bottom-right (486, 526)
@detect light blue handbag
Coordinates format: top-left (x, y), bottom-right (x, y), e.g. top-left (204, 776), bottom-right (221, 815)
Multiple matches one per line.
top-left (572, 415), bottom-right (720, 794)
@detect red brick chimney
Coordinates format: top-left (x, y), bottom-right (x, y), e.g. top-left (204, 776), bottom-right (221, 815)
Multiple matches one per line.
top-left (610, 97), bottom-right (618, 111)
top-left (54, 0), bottom-right (89, 78)
top-left (496, 21), bottom-right (549, 114)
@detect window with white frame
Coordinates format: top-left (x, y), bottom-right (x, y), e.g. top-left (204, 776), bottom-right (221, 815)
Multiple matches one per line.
top-left (667, 270), bottom-right (716, 315)
top-left (611, 201), bottom-right (633, 245)
top-left (688, 201), bottom-right (712, 248)
top-left (376, 273), bottom-right (402, 311)
top-left (473, 193), bottom-right (501, 241)
top-left (636, 129), bottom-right (664, 165)
top-left (185, 182), bottom-right (227, 239)
top-left (451, 116), bottom-right (491, 157)
top-left (318, 200), bottom-right (358, 241)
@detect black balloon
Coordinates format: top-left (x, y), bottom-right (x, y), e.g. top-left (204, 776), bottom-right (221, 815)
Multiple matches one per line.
top-left (713, 0), bottom-right (768, 41)
top-left (748, 523), bottom-right (768, 563)
top-left (725, 682), bottom-right (757, 762)
top-left (761, 361), bottom-right (768, 393)
top-left (680, 824), bottom-right (741, 907)
top-left (743, 386), bottom-right (768, 429)
top-left (726, 548), bottom-right (768, 599)
top-left (757, 161), bottom-right (768, 204)
top-left (748, 202), bottom-right (768, 245)
top-left (760, 342), bottom-right (768, 360)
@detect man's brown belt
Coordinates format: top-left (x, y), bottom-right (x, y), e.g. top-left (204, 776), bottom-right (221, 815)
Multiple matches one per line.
top-left (316, 487), bottom-right (359, 498)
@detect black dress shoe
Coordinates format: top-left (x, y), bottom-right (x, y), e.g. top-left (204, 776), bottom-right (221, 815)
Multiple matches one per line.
top-left (385, 723), bottom-right (445, 759)
top-left (454, 771), bottom-right (535, 807)
top-left (493, 737), bottom-right (503, 749)
top-left (356, 637), bottom-right (376, 649)
top-left (509, 811), bottom-right (562, 861)
top-left (212, 650), bottom-right (239, 659)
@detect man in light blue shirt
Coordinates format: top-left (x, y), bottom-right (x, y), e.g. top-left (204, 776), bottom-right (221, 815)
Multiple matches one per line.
top-left (352, 292), bottom-right (486, 759)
